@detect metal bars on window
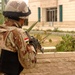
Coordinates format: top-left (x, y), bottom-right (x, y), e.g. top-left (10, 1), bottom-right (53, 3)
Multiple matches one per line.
top-left (46, 8), bottom-right (57, 22)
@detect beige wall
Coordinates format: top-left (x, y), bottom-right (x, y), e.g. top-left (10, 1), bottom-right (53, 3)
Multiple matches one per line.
top-left (29, 0), bottom-right (57, 22)
top-left (40, 0), bottom-right (57, 8)
top-left (58, 0), bottom-right (75, 21)
top-left (29, 0), bottom-right (39, 2)
top-left (29, 0), bottom-right (40, 21)
top-left (41, 8), bottom-right (46, 21)
top-left (29, 0), bottom-right (75, 27)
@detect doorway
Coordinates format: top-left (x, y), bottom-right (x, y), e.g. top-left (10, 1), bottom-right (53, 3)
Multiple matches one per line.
top-left (46, 8), bottom-right (57, 22)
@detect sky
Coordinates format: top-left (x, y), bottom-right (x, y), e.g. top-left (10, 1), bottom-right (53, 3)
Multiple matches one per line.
top-left (24, 0), bottom-right (28, 4)
top-left (0, 0), bottom-right (28, 5)
top-left (0, 0), bottom-right (29, 6)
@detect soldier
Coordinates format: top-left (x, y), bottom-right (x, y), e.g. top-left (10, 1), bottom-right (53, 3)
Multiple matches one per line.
top-left (0, 0), bottom-right (37, 75)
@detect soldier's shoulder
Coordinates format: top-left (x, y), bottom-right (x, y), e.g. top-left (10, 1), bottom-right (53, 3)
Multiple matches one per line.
top-left (16, 28), bottom-right (25, 33)
top-left (0, 25), bottom-right (7, 33)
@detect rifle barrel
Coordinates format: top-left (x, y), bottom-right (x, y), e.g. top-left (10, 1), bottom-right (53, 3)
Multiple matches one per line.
top-left (27, 21), bottom-right (38, 32)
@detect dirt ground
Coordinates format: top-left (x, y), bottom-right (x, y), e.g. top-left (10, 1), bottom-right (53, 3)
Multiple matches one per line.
top-left (21, 52), bottom-right (75, 75)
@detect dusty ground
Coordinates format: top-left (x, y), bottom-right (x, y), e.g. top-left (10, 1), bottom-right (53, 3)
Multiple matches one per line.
top-left (20, 52), bottom-right (75, 75)
top-left (0, 52), bottom-right (75, 75)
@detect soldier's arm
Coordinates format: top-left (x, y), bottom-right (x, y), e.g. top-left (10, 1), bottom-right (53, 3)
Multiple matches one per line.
top-left (12, 29), bottom-right (26, 55)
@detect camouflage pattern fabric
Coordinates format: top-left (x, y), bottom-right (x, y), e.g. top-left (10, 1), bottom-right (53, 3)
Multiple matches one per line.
top-left (0, 21), bottom-right (37, 69)
top-left (5, 0), bottom-right (28, 13)
top-left (11, 29), bottom-right (37, 69)
top-left (4, 0), bottom-right (29, 19)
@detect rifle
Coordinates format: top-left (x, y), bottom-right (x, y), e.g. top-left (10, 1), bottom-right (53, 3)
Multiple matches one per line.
top-left (25, 21), bottom-right (44, 53)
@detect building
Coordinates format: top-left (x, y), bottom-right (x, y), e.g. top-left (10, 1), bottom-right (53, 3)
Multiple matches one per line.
top-left (28, 0), bottom-right (75, 30)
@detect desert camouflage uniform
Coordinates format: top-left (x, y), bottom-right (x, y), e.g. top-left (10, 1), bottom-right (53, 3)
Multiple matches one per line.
top-left (0, 0), bottom-right (36, 74)
top-left (0, 20), bottom-right (36, 75)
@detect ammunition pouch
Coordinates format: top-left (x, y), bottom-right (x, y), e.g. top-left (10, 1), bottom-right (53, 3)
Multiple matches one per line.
top-left (0, 49), bottom-right (23, 75)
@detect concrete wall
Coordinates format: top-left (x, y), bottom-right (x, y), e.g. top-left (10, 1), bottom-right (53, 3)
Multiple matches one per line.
top-left (28, 0), bottom-right (75, 29)
top-left (29, 0), bottom-right (57, 22)
top-left (29, 0), bottom-right (40, 21)
top-left (40, 0), bottom-right (57, 8)
top-left (58, 0), bottom-right (75, 21)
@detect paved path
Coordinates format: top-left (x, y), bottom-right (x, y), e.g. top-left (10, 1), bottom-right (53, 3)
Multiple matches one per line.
top-left (21, 52), bottom-right (75, 75)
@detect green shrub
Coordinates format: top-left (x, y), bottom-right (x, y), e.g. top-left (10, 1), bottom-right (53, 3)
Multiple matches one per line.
top-left (0, 13), bottom-right (4, 24)
top-left (34, 34), bottom-right (43, 42)
top-left (53, 27), bottom-right (58, 32)
top-left (49, 39), bottom-right (52, 43)
top-left (56, 34), bottom-right (75, 52)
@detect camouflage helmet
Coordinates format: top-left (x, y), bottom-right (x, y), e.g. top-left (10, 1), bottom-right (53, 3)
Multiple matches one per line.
top-left (3, 0), bottom-right (31, 21)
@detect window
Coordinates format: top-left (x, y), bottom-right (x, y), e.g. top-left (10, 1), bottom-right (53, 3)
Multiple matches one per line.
top-left (46, 8), bottom-right (57, 22)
